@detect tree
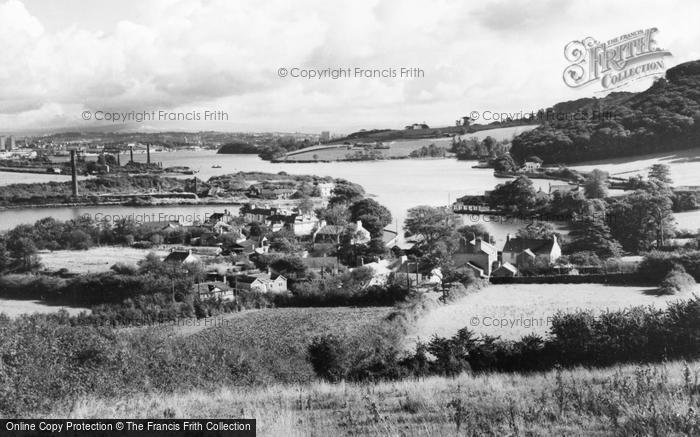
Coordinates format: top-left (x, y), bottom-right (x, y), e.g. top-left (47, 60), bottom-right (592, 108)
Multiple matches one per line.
top-left (404, 206), bottom-right (458, 251)
top-left (0, 240), bottom-right (9, 272)
top-left (329, 180), bottom-right (365, 206)
top-left (583, 169), bottom-right (609, 199)
top-left (516, 222), bottom-right (559, 240)
top-left (649, 164), bottom-right (672, 184)
top-left (349, 198), bottom-right (392, 237)
top-left (489, 176), bottom-right (539, 214)
top-left (270, 255), bottom-right (308, 279)
top-left (8, 237), bottom-right (38, 269)
top-left (493, 154), bottom-right (518, 173)
top-left (457, 224), bottom-right (494, 244)
top-left (567, 199), bottom-right (622, 258)
top-left (66, 229), bottom-right (93, 250)
top-left (608, 186), bottom-right (675, 252)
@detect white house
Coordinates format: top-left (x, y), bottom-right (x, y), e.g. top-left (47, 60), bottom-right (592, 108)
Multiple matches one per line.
top-left (234, 273), bottom-right (287, 293)
top-left (523, 160), bottom-right (542, 172)
top-left (453, 237), bottom-right (498, 277)
top-left (350, 220), bottom-right (372, 245)
top-left (501, 235), bottom-right (561, 271)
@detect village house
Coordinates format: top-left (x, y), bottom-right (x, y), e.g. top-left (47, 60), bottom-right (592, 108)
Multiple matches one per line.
top-left (313, 221), bottom-right (346, 244)
top-left (206, 209), bottom-right (237, 226)
top-left (350, 221), bottom-right (371, 245)
top-left (382, 229), bottom-right (399, 248)
top-left (491, 262), bottom-right (518, 277)
top-left (192, 281), bottom-right (234, 301)
top-left (501, 234), bottom-right (561, 271)
top-left (290, 214), bottom-right (321, 236)
top-left (315, 182), bottom-right (335, 198)
top-left (164, 249), bottom-right (200, 264)
top-left (453, 236), bottom-right (498, 277)
top-left (233, 273), bottom-right (288, 293)
top-left (522, 160), bottom-right (542, 172)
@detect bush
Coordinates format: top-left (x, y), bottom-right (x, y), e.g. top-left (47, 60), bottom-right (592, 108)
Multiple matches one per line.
top-left (307, 334), bottom-right (348, 382)
top-left (658, 265), bottom-right (696, 295)
top-left (638, 250), bottom-right (700, 282)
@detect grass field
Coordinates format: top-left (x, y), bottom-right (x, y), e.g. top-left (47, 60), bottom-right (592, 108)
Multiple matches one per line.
top-left (57, 360), bottom-right (700, 436)
top-left (0, 298), bottom-right (88, 317)
top-left (410, 283), bottom-right (700, 343)
top-left (284, 125), bottom-right (536, 162)
top-left (39, 246), bottom-right (168, 273)
top-left (148, 306), bottom-right (395, 384)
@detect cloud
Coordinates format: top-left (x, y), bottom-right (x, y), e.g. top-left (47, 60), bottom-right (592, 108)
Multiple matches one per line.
top-left (0, 0), bottom-right (699, 132)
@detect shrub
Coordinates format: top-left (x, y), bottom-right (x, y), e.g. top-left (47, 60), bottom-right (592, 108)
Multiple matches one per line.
top-left (658, 265), bottom-right (696, 295)
top-left (307, 334), bottom-right (348, 382)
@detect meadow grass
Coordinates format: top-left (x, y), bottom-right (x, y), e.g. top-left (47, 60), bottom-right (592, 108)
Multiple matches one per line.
top-left (57, 360), bottom-right (700, 436)
top-left (411, 284), bottom-right (699, 342)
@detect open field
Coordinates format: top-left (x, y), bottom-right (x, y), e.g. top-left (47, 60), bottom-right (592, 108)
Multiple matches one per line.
top-left (410, 283), bottom-right (700, 342)
top-left (151, 306), bottom-right (395, 384)
top-left (569, 146), bottom-right (700, 187)
top-left (39, 246), bottom-right (168, 273)
top-left (283, 125), bottom-right (536, 162)
top-left (0, 298), bottom-right (88, 318)
top-left (283, 136), bottom-right (455, 161)
top-left (56, 360), bottom-right (700, 436)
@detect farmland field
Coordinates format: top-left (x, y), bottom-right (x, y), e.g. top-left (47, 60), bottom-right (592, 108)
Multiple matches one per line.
top-left (155, 306), bottom-right (395, 384)
top-left (0, 298), bottom-right (88, 318)
top-left (410, 283), bottom-right (699, 342)
top-left (282, 125), bottom-right (536, 162)
top-left (39, 246), bottom-right (168, 273)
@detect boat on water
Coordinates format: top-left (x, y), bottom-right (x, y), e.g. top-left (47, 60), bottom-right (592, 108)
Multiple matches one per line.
top-left (212, 165), bottom-right (222, 168)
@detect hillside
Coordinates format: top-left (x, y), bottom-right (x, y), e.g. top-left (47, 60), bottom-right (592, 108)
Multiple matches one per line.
top-left (334, 120), bottom-right (537, 144)
top-left (60, 360), bottom-right (700, 436)
top-left (510, 59), bottom-right (700, 164)
top-left (217, 140), bottom-right (260, 154)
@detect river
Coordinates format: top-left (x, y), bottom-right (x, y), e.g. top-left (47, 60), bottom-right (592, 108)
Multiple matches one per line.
top-left (1, 139), bottom-right (699, 243)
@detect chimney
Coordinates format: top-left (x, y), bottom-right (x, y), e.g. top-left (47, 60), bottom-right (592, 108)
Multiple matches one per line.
top-left (129, 146), bottom-right (134, 162)
top-left (70, 150), bottom-right (79, 197)
top-left (146, 143), bottom-right (151, 164)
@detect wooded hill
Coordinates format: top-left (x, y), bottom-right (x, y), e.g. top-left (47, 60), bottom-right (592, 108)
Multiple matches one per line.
top-left (510, 60), bottom-right (700, 164)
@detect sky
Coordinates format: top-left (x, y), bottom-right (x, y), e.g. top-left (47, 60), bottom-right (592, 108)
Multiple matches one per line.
top-left (1, 0), bottom-right (699, 135)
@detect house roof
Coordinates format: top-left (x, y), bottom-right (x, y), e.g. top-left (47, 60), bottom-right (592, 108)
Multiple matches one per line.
top-left (317, 225), bottom-right (345, 235)
top-left (503, 237), bottom-right (556, 255)
top-left (382, 229), bottom-right (398, 245)
top-left (495, 262), bottom-right (518, 274)
top-left (164, 251), bottom-right (193, 262)
top-left (192, 281), bottom-right (232, 293)
top-left (235, 273), bottom-right (286, 284)
top-left (234, 274), bottom-right (263, 284)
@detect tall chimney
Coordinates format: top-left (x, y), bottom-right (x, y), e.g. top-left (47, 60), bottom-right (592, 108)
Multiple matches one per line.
top-left (129, 146), bottom-right (134, 162)
top-left (116, 152), bottom-right (121, 166)
top-left (146, 143), bottom-right (151, 164)
top-left (70, 150), bottom-right (79, 197)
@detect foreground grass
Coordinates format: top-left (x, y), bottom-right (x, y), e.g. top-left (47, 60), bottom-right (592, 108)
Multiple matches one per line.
top-left (55, 360), bottom-right (700, 436)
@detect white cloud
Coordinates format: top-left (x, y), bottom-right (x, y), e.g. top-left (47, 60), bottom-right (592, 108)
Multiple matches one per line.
top-left (0, 0), bottom-right (699, 133)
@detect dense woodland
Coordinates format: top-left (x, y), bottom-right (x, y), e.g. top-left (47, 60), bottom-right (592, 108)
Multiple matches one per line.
top-left (510, 60), bottom-right (700, 163)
